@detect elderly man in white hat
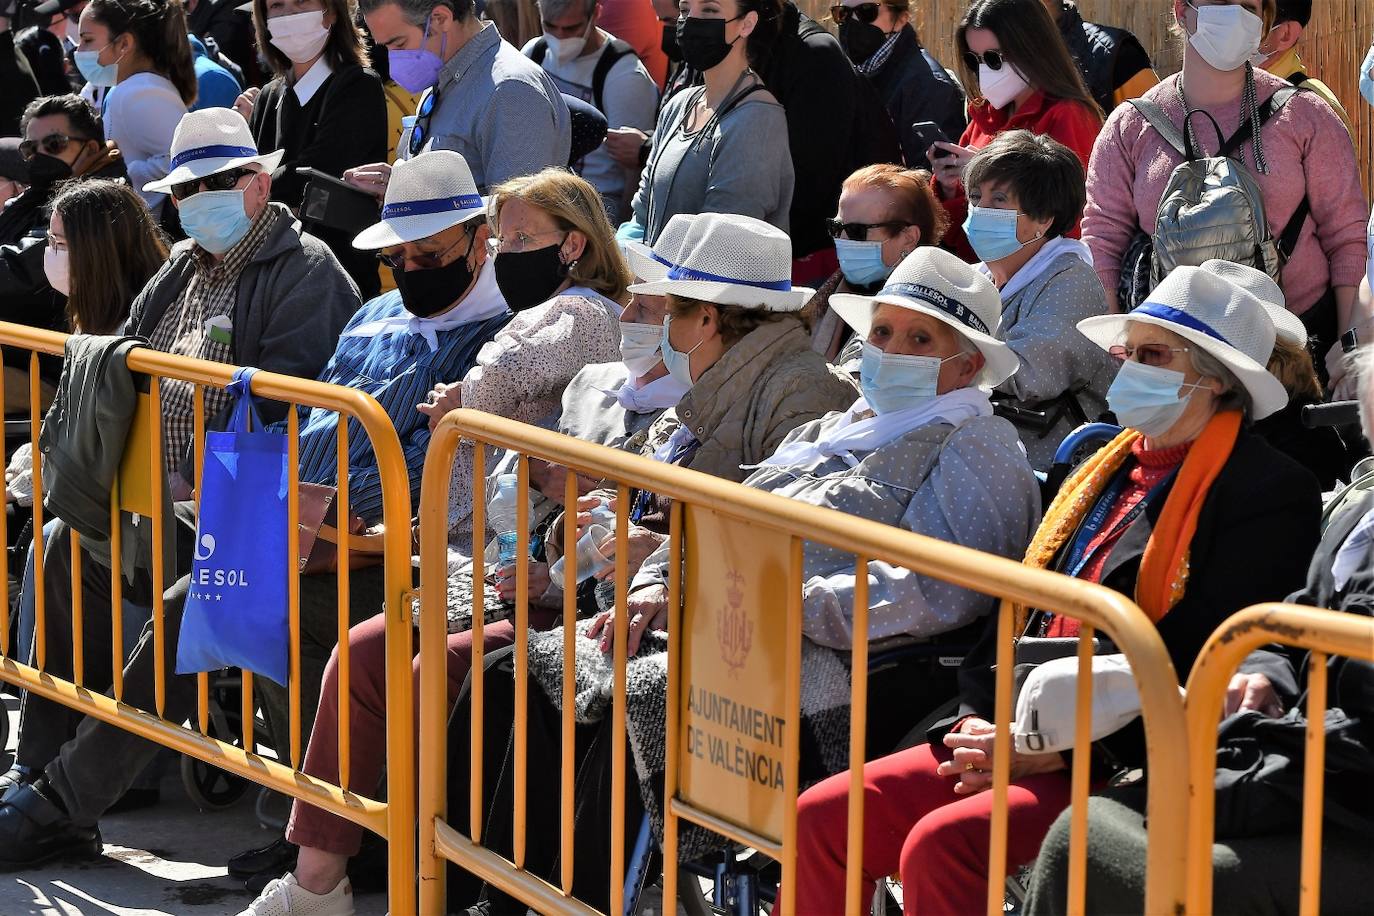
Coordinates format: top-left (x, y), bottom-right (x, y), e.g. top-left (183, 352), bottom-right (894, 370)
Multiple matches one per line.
top-left (0, 107), bottom-right (361, 872)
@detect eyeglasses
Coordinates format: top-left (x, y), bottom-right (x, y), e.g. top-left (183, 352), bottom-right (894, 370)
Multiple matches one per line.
top-left (825, 218), bottom-right (911, 242)
top-left (1108, 344), bottom-right (1190, 367)
top-left (830, 3), bottom-right (880, 24)
top-left (962, 49), bottom-right (1007, 72)
top-left (378, 224), bottom-right (474, 270)
top-left (489, 228), bottom-right (567, 253)
top-left (170, 167), bottom-right (255, 202)
top-left (408, 88), bottom-right (438, 157)
top-left (18, 132), bottom-right (89, 160)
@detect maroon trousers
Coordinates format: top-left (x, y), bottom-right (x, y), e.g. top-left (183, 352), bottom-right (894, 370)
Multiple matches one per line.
top-left (792, 742), bottom-right (1073, 915)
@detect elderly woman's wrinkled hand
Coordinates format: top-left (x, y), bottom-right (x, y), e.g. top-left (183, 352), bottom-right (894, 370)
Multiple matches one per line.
top-left (417, 382), bottom-right (462, 429)
top-left (344, 162), bottom-right (392, 200)
top-left (588, 584), bottom-right (668, 656)
top-left (936, 717), bottom-right (1066, 794)
top-left (494, 560), bottom-right (551, 603)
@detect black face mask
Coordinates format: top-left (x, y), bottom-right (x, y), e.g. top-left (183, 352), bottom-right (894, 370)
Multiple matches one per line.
top-left (493, 241), bottom-right (568, 313)
top-left (27, 153), bottom-right (73, 188)
top-left (660, 20), bottom-right (681, 62)
top-left (392, 234), bottom-right (479, 318)
top-left (677, 16), bottom-right (741, 72)
top-left (839, 20), bottom-right (887, 65)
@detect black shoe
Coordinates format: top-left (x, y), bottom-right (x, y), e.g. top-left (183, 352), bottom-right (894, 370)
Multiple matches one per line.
top-left (0, 782), bottom-right (101, 870)
top-left (105, 786), bottom-right (160, 815)
top-left (228, 835), bottom-right (297, 880)
top-left (0, 766), bottom-right (34, 795)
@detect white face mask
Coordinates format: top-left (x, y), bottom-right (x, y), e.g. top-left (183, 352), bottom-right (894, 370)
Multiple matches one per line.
top-left (1186, 2), bottom-right (1263, 72)
top-left (44, 245), bottom-right (70, 296)
top-left (544, 18), bottom-right (594, 65)
top-left (268, 10), bottom-right (331, 65)
top-left (979, 61), bottom-right (1030, 110)
top-left (618, 320), bottom-right (665, 377)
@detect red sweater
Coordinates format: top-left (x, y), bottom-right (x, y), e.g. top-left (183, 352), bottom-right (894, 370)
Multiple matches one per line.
top-left (1047, 438), bottom-right (1191, 638)
top-left (936, 91), bottom-right (1103, 262)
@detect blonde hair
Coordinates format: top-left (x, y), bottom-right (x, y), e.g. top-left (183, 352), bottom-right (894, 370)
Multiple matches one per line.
top-left (1266, 337), bottom-right (1322, 402)
top-left (489, 169), bottom-right (633, 304)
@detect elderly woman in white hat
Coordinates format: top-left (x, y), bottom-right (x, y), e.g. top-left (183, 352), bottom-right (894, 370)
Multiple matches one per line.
top-left (790, 264), bottom-right (1324, 915)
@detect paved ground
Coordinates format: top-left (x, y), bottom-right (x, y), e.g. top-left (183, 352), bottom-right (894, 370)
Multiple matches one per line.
top-left (0, 693), bottom-right (387, 916)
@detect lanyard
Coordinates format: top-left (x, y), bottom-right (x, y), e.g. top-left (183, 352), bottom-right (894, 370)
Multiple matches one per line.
top-left (1062, 468), bottom-right (1174, 580)
top-left (630, 432), bottom-right (699, 523)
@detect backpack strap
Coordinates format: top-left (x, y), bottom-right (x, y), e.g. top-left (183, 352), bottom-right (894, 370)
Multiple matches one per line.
top-left (1219, 85), bottom-right (1302, 157)
top-left (1277, 195), bottom-right (1310, 262)
top-left (1128, 99), bottom-right (1190, 159)
top-left (529, 37), bottom-right (548, 65)
top-left (591, 38), bottom-right (635, 114)
top-left (1288, 71), bottom-right (1309, 88)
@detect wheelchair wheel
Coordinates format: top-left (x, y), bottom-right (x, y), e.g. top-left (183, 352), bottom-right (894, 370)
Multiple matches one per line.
top-left (180, 677), bottom-right (252, 811)
top-left (677, 865), bottom-right (717, 916)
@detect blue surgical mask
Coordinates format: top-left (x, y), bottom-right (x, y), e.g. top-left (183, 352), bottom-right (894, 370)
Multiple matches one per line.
top-left (1360, 43), bottom-right (1374, 108)
top-left (74, 44), bottom-right (123, 87)
top-left (963, 206), bottom-right (1028, 263)
top-left (1105, 360), bottom-right (1207, 438)
top-left (859, 341), bottom-right (963, 415)
top-left (834, 238), bottom-right (892, 287)
top-left (178, 188), bottom-right (254, 255)
top-left (661, 314), bottom-right (704, 388)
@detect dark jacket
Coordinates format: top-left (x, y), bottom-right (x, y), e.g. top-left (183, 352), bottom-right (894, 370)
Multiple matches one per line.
top-left (1055, 0), bottom-right (1153, 115)
top-left (127, 204), bottom-right (360, 433)
top-left (187, 0), bottom-right (258, 86)
top-left (0, 29), bottom-right (40, 137)
top-left (1252, 396), bottom-right (1353, 492)
top-left (249, 64), bottom-right (388, 299)
top-left (866, 25), bottom-right (966, 163)
top-left (936, 430), bottom-right (1323, 769)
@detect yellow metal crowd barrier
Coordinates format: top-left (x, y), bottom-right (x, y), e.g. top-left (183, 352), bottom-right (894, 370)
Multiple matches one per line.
top-left (0, 323), bottom-right (418, 914)
top-left (416, 409), bottom-right (1192, 916)
top-left (1184, 603), bottom-right (1374, 916)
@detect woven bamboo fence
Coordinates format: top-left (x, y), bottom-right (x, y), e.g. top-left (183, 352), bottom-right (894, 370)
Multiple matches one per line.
top-left (797, 0), bottom-right (1374, 191)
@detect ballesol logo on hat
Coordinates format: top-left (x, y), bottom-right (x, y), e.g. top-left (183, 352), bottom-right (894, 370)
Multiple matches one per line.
top-left (353, 150), bottom-right (487, 250)
top-left (142, 108), bottom-right (283, 195)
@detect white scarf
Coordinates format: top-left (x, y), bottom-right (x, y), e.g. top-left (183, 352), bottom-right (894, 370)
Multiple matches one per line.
top-left (340, 259), bottom-right (509, 351)
top-left (608, 373), bottom-right (690, 414)
top-left (978, 236), bottom-right (1094, 303)
top-left (757, 387), bottom-right (993, 469)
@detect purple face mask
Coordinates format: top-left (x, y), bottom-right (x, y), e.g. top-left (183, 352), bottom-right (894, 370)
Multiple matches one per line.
top-left (388, 16), bottom-right (447, 94)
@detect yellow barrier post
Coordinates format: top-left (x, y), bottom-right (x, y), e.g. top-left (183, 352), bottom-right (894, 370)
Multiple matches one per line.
top-left (1184, 603), bottom-right (1374, 916)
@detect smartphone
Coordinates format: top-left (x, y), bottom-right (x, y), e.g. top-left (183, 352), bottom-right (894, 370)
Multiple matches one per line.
top-left (906, 121), bottom-right (950, 163)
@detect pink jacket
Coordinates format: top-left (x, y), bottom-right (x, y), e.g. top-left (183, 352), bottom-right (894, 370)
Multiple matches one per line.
top-left (1083, 70), bottom-right (1367, 315)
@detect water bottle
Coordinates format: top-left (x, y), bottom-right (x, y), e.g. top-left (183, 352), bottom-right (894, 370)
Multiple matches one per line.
top-left (549, 504), bottom-right (616, 587)
top-left (487, 473), bottom-right (524, 570)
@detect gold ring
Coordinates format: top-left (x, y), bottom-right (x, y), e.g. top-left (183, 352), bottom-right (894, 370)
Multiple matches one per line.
top-left (964, 762), bottom-right (977, 772)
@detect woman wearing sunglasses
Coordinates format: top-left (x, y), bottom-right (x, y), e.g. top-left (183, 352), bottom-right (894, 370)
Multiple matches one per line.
top-left (238, 0), bottom-right (387, 300)
top-left (1084, 0), bottom-right (1367, 400)
top-left (792, 262), bottom-right (1321, 914)
top-left (73, 0), bottom-right (196, 217)
top-left (931, 0), bottom-right (1101, 262)
top-left (832, 0), bottom-right (965, 164)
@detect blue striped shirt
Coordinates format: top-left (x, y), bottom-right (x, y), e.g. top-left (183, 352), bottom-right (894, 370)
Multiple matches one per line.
top-left (292, 291), bottom-right (511, 523)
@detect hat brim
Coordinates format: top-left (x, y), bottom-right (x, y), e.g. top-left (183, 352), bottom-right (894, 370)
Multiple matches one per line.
top-left (1077, 313), bottom-right (1289, 420)
top-left (623, 240), bottom-right (669, 283)
top-left (626, 277), bottom-right (814, 313)
top-left (352, 199), bottom-right (488, 249)
top-left (142, 149), bottom-right (286, 194)
top-left (828, 289), bottom-right (1019, 389)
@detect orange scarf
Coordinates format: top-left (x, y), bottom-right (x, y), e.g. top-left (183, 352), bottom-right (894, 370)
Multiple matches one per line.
top-left (1024, 411), bottom-right (1241, 621)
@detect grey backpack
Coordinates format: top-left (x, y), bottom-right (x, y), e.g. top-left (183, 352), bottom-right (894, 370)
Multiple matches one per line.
top-left (1120, 88), bottom-right (1309, 308)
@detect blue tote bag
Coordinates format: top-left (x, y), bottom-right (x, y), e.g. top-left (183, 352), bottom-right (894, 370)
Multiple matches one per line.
top-left (175, 367), bottom-right (291, 686)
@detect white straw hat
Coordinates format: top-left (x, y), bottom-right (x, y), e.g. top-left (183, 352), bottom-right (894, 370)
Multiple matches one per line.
top-left (1078, 265), bottom-right (1289, 419)
top-left (1197, 259), bottom-right (1306, 349)
top-left (622, 213), bottom-right (703, 284)
top-left (142, 108), bottom-right (284, 194)
top-left (829, 247), bottom-right (1018, 389)
top-left (625, 213), bottom-right (813, 312)
top-left (352, 150), bottom-right (487, 249)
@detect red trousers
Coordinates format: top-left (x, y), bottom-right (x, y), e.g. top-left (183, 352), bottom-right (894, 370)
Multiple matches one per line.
top-left (793, 742), bottom-right (1073, 915)
top-left (285, 608), bottom-right (557, 856)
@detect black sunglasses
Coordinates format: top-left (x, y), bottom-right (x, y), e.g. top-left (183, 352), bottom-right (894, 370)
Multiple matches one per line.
top-left (378, 222), bottom-right (475, 270)
top-left (170, 167), bottom-right (255, 202)
top-left (18, 132), bottom-right (89, 160)
top-left (963, 49), bottom-right (1006, 72)
top-left (825, 218), bottom-right (911, 242)
top-left (830, 3), bottom-right (880, 24)
top-left (408, 88), bottom-right (438, 157)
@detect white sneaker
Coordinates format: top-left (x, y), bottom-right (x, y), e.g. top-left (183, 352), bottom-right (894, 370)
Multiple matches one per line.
top-left (237, 872), bottom-right (355, 916)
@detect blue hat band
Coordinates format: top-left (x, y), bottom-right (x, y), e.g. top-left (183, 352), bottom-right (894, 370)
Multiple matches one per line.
top-left (1133, 302), bottom-right (1227, 344)
top-left (170, 144), bottom-right (260, 170)
top-left (652, 253), bottom-right (792, 292)
top-left (381, 194), bottom-right (483, 221)
top-left (877, 282), bottom-right (990, 336)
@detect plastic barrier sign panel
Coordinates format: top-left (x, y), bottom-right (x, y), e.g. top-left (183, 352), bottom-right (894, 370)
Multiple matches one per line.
top-left (678, 505), bottom-right (790, 844)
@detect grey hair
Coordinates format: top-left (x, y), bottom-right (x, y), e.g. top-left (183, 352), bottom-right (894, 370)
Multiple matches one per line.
top-left (536, 0), bottom-right (595, 21)
top-left (1190, 346), bottom-right (1253, 420)
top-left (359, 0), bottom-right (473, 26)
